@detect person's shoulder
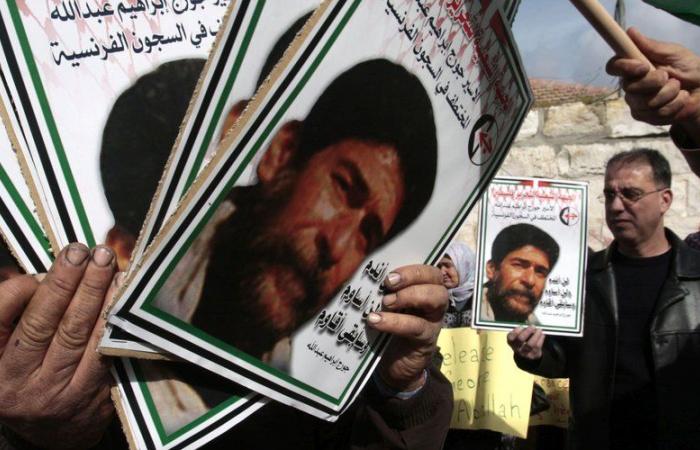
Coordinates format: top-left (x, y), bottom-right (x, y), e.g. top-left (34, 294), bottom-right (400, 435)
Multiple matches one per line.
top-left (586, 247), bottom-right (609, 272)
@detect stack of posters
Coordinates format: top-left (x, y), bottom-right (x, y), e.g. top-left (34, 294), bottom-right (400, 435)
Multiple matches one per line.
top-left (0, 0), bottom-right (532, 448)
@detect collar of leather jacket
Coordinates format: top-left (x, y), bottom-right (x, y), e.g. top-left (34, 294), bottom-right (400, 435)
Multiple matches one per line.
top-left (588, 228), bottom-right (700, 280)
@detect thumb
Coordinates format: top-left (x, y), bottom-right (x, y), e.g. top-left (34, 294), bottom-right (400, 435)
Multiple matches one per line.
top-left (627, 27), bottom-right (679, 64)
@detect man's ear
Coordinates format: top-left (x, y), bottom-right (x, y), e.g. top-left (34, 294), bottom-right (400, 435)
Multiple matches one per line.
top-left (659, 188), bottom-right (673, 214)
top-left (106, 226), bottom-right (136, 272)
top-left (485, 260), bottom-right (496, 281)
top-left (257, 120), bottom-right (302, 183)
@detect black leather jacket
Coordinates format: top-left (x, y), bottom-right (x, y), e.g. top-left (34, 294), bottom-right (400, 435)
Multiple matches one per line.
top-left (516, 230), bottom-right (700, 450)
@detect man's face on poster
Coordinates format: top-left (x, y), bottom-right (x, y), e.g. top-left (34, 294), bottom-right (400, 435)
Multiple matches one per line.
top-left (200, 132), bottom-right (407, 348)
top-left (267, 139), bottom-right (404, 309)
top-left (485, 245), bottom-right (552, 322)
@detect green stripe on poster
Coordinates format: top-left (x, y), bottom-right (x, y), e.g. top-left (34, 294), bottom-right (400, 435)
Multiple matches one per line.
top-left (6, 1), bottom-right (96, 246)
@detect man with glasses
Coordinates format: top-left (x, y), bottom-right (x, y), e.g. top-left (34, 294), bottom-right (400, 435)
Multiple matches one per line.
top-left (507, 148), bottom-right (700, 450)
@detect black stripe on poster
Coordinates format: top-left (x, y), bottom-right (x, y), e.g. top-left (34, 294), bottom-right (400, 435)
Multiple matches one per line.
top-left (113, 359), bottom-right (157, 450)
top-left (0, 197), bottom-right (46, 271)
top-left (145, 0), bottom-right (252, 247)
top-left (0, 10), bottom-right (78, 243)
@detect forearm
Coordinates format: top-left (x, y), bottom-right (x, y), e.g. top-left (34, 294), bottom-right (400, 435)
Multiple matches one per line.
top-left (514, 338), bottom-right (568, 379)
top-left (348, 364), bottom-right (452, 450)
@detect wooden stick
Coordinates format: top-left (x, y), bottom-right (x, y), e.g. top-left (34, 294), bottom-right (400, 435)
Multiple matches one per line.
top-left (570, 0), bottom-right (654, 69)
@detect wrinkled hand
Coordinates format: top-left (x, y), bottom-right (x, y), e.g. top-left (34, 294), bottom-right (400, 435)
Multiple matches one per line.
top-left (0, 244), bottom-right (118, 449)
top-left (367, 265), bottom-right (447, 392)
top-left (606, 27), bottom-right (700, 127)
top-left (507, 326), bottom-right (545, 361)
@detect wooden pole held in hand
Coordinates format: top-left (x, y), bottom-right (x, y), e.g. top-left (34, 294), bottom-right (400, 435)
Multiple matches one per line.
top-left (570, 0), bottom-right (654, 69)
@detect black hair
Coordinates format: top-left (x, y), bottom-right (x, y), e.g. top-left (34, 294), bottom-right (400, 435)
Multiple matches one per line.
top-left (100, 58), bottom-right (205, 237)
top-left (255, 12), bottom-right (312, 89)
top-left (491, 223), bottom-right (560, 269)
top-left (606, 148), bottom-right (672, 188)
top-left (298, 59), bottom-right (438, 240)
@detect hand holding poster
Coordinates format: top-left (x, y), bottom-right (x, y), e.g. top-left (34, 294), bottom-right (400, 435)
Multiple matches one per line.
top-left (473, 177), bottom-right (588, 336)
top-left (107, 0), bottom-right (533, 418)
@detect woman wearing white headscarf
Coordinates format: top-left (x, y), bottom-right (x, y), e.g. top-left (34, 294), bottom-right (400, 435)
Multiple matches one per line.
top-left (438, 241), bottom-right (476, 328)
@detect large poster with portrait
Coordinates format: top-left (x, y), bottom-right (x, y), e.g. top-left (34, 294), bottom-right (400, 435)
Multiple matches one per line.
top-left (107, 0), bottom-right (533, 418)
top-left (472, 177), bottom-right (588, 336)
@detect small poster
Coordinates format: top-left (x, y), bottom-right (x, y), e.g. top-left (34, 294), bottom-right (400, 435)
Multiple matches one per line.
top-left (108, 0), bottom-right (533, 418)
top-left (472, 177), bottom-right (588, 336)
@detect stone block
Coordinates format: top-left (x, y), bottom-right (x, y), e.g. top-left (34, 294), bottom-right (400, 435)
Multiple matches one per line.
top-left (515, 109), bottom-right (539, 141)
top-left (559, 143), bottom-right (621, 177)
top-left (543, 102), bottom-right (604, 137)
top-left (498, 145), bottom-right (558, 178)
top-left (606, 98), bottom-right (668, 138)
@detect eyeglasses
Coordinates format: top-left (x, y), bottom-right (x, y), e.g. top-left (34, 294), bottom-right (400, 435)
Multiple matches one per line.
top-left (597, 187), bottom-right (667, 205)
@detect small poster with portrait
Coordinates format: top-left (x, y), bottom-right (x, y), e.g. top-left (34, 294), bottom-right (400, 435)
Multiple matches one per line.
top-left (472, 177), bottom-right (588, 336)
top-left (107, 0), bottom-right (533, 419)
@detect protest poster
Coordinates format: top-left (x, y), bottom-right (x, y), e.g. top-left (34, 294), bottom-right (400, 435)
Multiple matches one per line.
top-left (111, 358), bottom-right (267, 450)
top-left (0, 0), bottom-right (230, 253)
top-left (472, 177), bottom-right (588, 336)
top-left (529, 376), bottom-right (570, 429)
top-left (107, 0), bottom-right (533, 418)
top-left (438, 327), bottom-right (533, 438)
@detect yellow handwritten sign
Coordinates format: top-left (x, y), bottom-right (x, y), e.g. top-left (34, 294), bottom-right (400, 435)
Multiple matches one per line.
top-left (529, 377), bottom-right (570, 428)
top-left (438, 328), bottom-right (533, 438)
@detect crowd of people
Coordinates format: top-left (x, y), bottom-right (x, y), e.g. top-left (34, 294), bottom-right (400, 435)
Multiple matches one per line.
top-left (1, 16), bottom-right (700, 450)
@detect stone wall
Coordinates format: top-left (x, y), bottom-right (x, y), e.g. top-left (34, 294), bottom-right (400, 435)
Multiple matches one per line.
top-left (455, 97), bottom-right (700, 251)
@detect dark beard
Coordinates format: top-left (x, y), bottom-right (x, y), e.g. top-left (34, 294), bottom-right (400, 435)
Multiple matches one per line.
top-left (191, 171), bottom-right (325, 360)
top-left (486, 282), bottom-right (538, 323)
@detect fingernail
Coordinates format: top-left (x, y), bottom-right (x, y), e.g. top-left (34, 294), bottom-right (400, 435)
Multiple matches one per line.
top-left (368, 312), bottom-right (382, 324)
top-left (383, 294), bottom-right (396, 307)
top-left (66, 245), bottom-right (89, 265)
top-left (92, 247), bottom-right (114, 267)
top-left (386, 272), bottom-right (401, 286)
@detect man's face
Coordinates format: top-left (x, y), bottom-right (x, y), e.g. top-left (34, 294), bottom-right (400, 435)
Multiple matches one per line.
top-left (438, 255), bottom-right (459, 289)
top-left (261, 138), bottom-right (405, 319)
top-left (604, 162), bottom-right (669, 248)
top-left (486, 245), bottom-right (551, 322)
top-left (198, 137), bottom-right (406, 352)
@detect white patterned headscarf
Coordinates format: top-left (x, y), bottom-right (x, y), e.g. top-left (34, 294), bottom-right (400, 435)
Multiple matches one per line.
top-left (444, 241), bottom-right (476, 311)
